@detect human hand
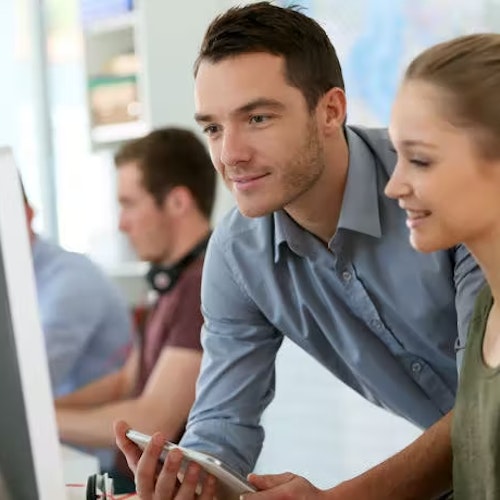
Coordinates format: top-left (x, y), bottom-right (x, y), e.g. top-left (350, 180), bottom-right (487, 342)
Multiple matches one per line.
top-left (245, 472), bottom-right (325, 500)
top-left (114, 420), bottom-right (217, 500)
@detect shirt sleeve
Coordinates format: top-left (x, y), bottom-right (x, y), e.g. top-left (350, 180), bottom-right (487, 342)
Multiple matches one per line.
top-left (452, 243), bottom-right (485, 370)
top-left (179, 232), bottom-right (283, 475)
top-left (38, 266), bottom-right (103, 393)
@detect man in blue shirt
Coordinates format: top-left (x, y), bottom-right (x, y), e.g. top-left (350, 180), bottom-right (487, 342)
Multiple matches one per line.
top-left (116, 4), bottom-right (483, 499)
top-left (24, 190), bottom-right (133, 397)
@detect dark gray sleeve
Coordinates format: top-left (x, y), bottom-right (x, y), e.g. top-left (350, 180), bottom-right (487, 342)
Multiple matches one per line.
top-left (453, 244), bottom-right (485, 370)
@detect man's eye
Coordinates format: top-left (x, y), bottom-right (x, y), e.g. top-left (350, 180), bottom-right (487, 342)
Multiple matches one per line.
top-left (249, 115), bottom-right (269, 124)
top-left (203, 125), bottom-right (219, 136)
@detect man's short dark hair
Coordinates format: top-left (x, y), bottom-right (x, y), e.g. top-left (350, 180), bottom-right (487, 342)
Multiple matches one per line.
top-left (114, 128), bottom-right (216, 219)
top-left (194, 1), bottom-right (344, 111)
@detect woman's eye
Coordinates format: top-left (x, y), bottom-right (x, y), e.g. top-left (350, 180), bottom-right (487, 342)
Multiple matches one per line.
top-left (410, 158), bottom-right (431, 167)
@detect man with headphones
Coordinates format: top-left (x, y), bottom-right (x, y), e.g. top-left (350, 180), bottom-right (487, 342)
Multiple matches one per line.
top-left (55, 127), bottom-right (216, 493)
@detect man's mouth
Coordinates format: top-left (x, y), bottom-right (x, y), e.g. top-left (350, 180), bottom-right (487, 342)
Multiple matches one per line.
top-left (230, 173), bottom-right (270, 191)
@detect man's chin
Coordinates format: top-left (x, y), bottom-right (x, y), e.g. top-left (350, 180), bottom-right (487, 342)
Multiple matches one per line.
top-left (237, 203), bottom-right (277, 219)
top-left (138, 251), bottom-right (160, 263)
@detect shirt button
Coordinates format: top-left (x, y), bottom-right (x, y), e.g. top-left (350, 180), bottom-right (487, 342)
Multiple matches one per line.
top-left (371, 319), bottom-right (382, 330)
top-left (411, 362), bottom-right (422, 374)
top-left (342, 271), bottom-right (351, 282)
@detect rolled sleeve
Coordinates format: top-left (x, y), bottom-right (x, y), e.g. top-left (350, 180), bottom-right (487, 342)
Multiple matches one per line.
top-left (179, 232), bottom-right (283, 474)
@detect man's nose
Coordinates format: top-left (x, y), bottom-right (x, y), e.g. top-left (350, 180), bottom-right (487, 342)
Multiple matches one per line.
top-left (220, 128), bottom-right (251, 167)
top-left (118, 212), bottom-right (128, 233)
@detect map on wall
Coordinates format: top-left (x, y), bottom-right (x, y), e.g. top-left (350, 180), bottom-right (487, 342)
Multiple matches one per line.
top-left (279, 0), bottom-right (500, 125)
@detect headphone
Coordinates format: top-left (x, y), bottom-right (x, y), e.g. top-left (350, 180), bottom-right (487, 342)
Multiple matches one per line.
top-left (86, 472), bottom-right (113, 499)
top-left (146, 234), bottom-right (210, 295)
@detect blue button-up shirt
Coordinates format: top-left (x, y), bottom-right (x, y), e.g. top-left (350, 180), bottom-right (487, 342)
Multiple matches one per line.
top-left (180, 127), bottom-right (484, 474)
top-left (32, 237), bottom-right (133, 397)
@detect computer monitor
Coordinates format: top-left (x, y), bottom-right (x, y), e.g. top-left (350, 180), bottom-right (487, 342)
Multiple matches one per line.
top-left (0, 147), bottom-right (67, 499)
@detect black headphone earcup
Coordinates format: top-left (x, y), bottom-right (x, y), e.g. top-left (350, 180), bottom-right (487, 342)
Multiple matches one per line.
top-left (86, 474), bottom-right (97, 500)
top-left (146, 266), bottom-right (181, 295)
top-left (145, 235), bottom-right (210, 295)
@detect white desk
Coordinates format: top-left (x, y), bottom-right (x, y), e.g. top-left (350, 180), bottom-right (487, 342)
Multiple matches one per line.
top-left (62, 444), bottom-right (99, 500)
top-left (61, 445), bottom-right (139, 499)
top-left (61, 444), bottom-right (100, 484)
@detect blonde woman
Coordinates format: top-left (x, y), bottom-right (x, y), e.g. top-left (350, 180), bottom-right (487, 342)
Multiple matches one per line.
top-left (385, 33), bottom-right (500, 499)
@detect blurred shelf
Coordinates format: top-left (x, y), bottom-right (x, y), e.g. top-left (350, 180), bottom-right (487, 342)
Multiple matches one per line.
top-left (105, 260), bottom-right (148, 277)
top-left (90, 121), bottom-right (149, 144)
top-left (82, 1), bottom-right (206, 149)
top-left (84, 10), bottom-right (137, 36)
top-left (104, 261), bottom-right (149, 307)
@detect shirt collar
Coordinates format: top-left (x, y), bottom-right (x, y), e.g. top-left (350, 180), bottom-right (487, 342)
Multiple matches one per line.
top-left (273, 210), bottom-right (314, 261)
top-left (337, 127), bottom-right (381, 239)
top-left (273, 126), bottom-right (382, 262)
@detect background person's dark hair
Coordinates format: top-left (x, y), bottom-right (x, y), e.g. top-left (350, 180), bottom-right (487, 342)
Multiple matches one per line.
top-left (194, 1), bottom-right (344, 111)
top-left (114, 128), bottom-right (216, 219)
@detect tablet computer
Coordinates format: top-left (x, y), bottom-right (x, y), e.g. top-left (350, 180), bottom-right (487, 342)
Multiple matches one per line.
top-left (126, 429), bottom-right (256, 500)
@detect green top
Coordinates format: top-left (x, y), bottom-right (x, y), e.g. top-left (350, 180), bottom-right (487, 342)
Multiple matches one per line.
top-left (452, 285), bottom-right (500, 499)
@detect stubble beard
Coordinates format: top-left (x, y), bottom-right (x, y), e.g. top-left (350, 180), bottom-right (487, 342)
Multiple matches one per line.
top-left (233, 119), bottom-right (326, 218)
top-left (280, 119), bottom-right (326, 210)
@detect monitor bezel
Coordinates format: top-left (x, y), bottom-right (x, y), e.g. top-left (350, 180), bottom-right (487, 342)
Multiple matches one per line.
top-left (0, 147), bottom-right (67, 499)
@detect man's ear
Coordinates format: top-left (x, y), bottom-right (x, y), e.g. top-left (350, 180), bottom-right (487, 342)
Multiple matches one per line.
top-left (163, 186), bottom-right (193, 216)
top-left (317, 87), bottom-right (347, 136)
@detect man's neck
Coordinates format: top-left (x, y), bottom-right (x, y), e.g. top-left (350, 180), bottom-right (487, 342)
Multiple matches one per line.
top-left (285, 131), bottom-right (349, 244)
top-left (161, 218), bottom-right (211, 266)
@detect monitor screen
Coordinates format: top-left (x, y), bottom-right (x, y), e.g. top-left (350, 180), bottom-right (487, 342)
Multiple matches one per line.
top-left (0, 148), bottom-right (67, 499)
